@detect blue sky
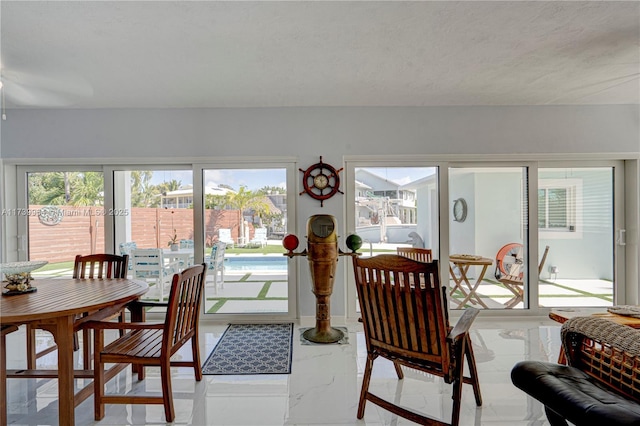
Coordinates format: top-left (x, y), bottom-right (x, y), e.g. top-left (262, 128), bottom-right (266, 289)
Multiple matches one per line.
top-left (150, 169), bottom-right (286, 191)
top-left (150, 167), bottom-right (435, 190)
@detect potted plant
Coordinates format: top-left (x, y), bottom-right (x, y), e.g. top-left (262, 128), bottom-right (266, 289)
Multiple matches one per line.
top-left (168, 229), bottom-right (179, 251)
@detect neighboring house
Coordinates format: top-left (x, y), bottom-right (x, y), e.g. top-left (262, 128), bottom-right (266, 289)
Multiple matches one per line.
top-left (354, 169), bottom-right (418, 226)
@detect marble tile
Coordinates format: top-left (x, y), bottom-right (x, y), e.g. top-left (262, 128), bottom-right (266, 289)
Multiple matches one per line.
top-left (4, 318), bottom-right (560, 425)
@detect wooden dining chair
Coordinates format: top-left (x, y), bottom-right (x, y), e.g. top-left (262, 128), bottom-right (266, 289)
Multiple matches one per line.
top-left (497, 245), bottom-right (550, 308)
top-left (396, 246), bottom-right (433, 263)
top-left (1, 324), bottom-right (19, 426)
top-left (26, 253), bottom-right (129, 370)
top-left (88, 263), bottom-right (207, 423)
top-left (352, 254), bottom-right (482, 426)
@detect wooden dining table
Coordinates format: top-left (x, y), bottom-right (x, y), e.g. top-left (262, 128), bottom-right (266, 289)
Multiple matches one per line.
top-left (0, 277), bottom-right (148, 426)
top-left (449, 254), bottom-right (494, 309)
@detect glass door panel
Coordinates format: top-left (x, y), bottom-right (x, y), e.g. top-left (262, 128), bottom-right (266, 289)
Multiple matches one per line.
top-left (449, 167), bottom-right (529, 310)
top-left (353, 166), bottom-right (439, 313)
top-left (26, 171), bottom-right (105, 279)
top-left (113, 169), bottom-right (193, 302)
top-left (538, 167), bottom-right (614, 307)
top-left (201, 167), bottom-right (289, 315)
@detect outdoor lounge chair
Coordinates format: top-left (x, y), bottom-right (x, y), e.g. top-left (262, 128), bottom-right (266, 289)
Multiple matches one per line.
top-left (249, 228), bottom-right (268, 248)
top-left (218, 228), bottom-right (235, 248)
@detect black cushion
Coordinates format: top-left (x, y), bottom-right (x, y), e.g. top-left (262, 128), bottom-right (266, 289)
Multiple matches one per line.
top-left (511, 360), bottom-right (640, 426)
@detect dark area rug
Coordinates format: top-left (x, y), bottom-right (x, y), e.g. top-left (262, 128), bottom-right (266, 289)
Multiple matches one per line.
top-left (202, 323), bottom-right (293, 375)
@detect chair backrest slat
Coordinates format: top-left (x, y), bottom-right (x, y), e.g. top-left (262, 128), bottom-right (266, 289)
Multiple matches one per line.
top-left (73, 254), bottom-right (129, 279)
top-left (353, 255), bottom-right (449, 364)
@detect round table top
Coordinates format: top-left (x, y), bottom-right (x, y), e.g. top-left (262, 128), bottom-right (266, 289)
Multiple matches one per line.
top-left (1, 277), bottom-right (148, 323)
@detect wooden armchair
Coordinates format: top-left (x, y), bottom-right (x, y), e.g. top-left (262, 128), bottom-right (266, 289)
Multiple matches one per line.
top-left (352, 254), bottom-right (482, 425)
top-left (396, 246), bottom-right (433, 262)
top-left (26, 253), bottom-right (129, 370)
top-left (87, 263), bottom-right (207, 423)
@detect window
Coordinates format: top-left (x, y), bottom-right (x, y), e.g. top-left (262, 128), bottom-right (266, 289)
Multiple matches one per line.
top-left (538, 179), bottom-right (580, 234)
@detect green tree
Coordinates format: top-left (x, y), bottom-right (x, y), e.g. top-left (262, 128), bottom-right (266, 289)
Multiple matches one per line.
top-left (28, 172), bottom-right (103, 206)
top-left (130, 171), bottom-right (157, 207)
top-left (225, 186), bottom-right (272, 243)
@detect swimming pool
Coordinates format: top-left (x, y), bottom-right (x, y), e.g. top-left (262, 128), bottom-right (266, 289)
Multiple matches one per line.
top-left (224, 256), bottom-right (288, 272)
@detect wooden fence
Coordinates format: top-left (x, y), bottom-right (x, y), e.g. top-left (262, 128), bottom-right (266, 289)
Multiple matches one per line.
top-left (28, 206), bottom-right (245, 263)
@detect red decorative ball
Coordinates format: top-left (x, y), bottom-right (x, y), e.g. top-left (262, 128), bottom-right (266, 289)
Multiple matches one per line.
top-left (282, 234), bottom-right (300, 251)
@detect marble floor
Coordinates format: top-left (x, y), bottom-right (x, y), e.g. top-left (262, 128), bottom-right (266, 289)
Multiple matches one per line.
top-left (4, 316), bottom-right (562, 425)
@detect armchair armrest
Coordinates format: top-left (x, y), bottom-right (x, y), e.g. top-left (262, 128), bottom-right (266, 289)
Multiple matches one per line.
top-left (447, 307), bottom-right (479, 343)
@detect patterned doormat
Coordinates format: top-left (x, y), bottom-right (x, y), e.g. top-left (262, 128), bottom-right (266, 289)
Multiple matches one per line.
top-left (202, 323), bottom-right (293, 375)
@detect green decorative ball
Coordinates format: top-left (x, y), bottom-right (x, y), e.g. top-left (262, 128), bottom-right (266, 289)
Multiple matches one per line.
top-left (345, 234), bottom-right (363, 252)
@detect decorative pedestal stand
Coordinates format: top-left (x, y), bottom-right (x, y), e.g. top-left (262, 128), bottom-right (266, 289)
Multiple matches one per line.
top-left (283, 215), bottom-right (361, 344)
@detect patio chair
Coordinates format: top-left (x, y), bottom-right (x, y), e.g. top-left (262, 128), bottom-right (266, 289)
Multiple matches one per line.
top-left (218, 228), bottom-right (235, 248)
top-left (1, 324), bottom-right (19, 426)
top-left (396, 247), bottom-right (433, 262)
top-left (352, 254), bottom-right (482, 425)
top-left (130, 248), bottom-right (180, 301)
top-left (249, 228), bottom-right (268, 248)
top-left (207, 241), bottom-right (226, 294)
top-left (88, 263), bottom-right (207, 423)
top-left (118, 241), bottom-right (137, 269)
top-left (179, 239), bottom-right (194, 249)
top-left (496, 245), bottom-right (549, 308)
top-left (26, 253), bottom-right (130, 370)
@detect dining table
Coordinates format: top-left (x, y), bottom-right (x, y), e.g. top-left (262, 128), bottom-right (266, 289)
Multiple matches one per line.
top-left (448, 254), bottom-right (494, 309)
top-left (0, 277), bottom-right (148, 426)
top-left (163, 247), bottom-right (194, 271)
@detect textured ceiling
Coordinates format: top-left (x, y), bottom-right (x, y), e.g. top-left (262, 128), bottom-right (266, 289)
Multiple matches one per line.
top-left (1, 1), bottom-right (639, 108)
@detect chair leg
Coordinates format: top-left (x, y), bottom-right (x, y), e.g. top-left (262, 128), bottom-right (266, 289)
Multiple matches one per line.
top-left (93, 329), bottom-right (105, 420)
top-left (393, 361), bottom-right (404, 379)
top-left (192, 336), bottom-right (203, 381)
top-left (465, 334), bottom-right (483, 406)
top-left (357, 354), bottom-right (375, 419)
top-left (161, 358), bottom-right (175, 422)
top-left (26, 324), bottom-right (37, 370)
top-left (1, 325), bottom-right (18, 426)
top-left (83, 328), bottom-right (91, 369)
top-left (1, 331), bottom-right (6, 426)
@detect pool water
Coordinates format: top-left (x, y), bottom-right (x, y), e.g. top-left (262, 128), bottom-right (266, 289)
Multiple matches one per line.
top-left (225, 256), bottom-right (288, 271)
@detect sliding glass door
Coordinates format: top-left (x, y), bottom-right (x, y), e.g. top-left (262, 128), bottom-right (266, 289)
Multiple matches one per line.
top-left (449, 166), bottom-right (529, 310)
top-left (198, 164), bottom-right (296, 318)
top-left (16, 167), bottom-right (105, 279)
top-left (537, 166), bottom-right (616, 308)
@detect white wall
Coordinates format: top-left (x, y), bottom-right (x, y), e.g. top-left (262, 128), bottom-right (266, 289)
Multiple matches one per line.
top-left (1, 105), bottom-right (639, 318)
top-left (1, 105), bottom-right (639, 159)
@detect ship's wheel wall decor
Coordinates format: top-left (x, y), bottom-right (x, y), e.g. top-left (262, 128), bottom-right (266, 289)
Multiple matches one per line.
top-left (299, 156), bottom-right (343, 207)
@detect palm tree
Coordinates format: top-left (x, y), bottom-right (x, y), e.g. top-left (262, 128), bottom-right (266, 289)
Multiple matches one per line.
top-left (225, 186), bottom-right (272, 244)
